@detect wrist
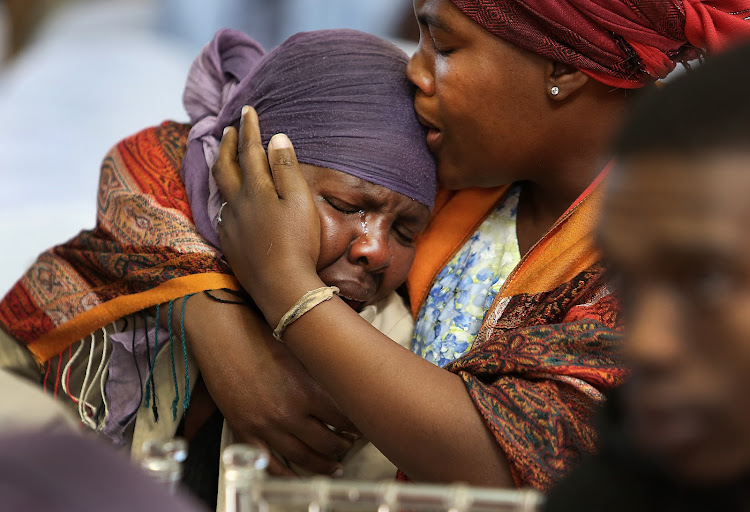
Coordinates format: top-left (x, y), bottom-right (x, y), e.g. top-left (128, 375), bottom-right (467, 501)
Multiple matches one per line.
top-left (272, 285), bottom-right (339, 342)
top-left (176, 291), bottom-right (242, 349)
top-left (258, 273), bottom-right (326, 329)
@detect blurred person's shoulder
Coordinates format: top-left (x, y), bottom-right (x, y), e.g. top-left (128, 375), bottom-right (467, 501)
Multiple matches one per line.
top-left (0, 363), bottom-right (79, 436)
top-left (0, 430), bottom-right (207, 512)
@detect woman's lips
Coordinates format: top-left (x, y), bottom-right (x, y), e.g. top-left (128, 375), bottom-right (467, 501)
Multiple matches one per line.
top-left (332, 281), bottom-right (373, 313)
top-left (340, 296), bottom-right (366, 312)
top-left (415, 111), bottom-right (442, 152)
top-left (426, 128), bottom-right (443, 152)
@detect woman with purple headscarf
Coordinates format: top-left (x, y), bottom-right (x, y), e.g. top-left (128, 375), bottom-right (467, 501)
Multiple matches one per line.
top-left (0, 27), bottom-right (436, 506)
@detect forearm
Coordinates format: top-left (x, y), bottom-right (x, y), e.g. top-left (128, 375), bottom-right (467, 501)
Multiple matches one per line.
top-left (159, 290), bottom-right (357, 476)
top-left (161, 292), bottom-right (266, 411)
top-left (280, 293), bottom-right (514, 486)
top-left (180, 292), bottom-right (240, 364)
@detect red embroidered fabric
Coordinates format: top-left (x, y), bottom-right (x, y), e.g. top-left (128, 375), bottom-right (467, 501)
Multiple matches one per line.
top-left (450, 0), bottom-right (750, 88)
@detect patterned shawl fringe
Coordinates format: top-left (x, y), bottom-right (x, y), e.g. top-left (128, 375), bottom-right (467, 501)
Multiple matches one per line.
top-left (41, 298), bottom-right (196, 437)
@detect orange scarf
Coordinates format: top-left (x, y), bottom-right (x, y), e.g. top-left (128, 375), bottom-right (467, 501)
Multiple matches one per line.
top-left (405, 167), bottom-right (626, 490)
top-left (408, 166), bottom-right (609, 318)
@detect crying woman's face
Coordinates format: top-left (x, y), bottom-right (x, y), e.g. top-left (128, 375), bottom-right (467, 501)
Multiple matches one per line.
top-left (300, 164), bottom-right (430, 311)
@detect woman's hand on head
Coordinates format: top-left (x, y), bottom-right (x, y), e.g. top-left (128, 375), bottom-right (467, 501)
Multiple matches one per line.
top-left (213, 106), bottom-right (324, 325)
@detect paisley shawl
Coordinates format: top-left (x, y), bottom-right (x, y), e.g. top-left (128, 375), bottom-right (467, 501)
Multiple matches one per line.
top-left (406, 168), bottom-right (627, 490)
top-left (0, 122), bottom-right (239, 364)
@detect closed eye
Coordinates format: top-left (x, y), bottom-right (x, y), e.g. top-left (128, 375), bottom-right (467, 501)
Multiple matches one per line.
top-left (325, 197), bottom-right (362, 215)
top-left (434, 45), bottom-right (454, 57)
top-left (427, 23), bottom-right (455, 56)
top-left (393, 224), bottom-right (417, 245)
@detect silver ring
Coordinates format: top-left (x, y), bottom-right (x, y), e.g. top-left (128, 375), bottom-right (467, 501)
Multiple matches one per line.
top-left (216, 201), bottom-right (228, 226)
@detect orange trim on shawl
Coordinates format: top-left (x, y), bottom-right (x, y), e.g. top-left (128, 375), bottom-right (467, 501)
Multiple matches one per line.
top-left (407, 163), bottom-right (612, 317)
top-left (26, 273), bottom-right (239, 364)
top-left (498, 164), bottom-right (611, 299)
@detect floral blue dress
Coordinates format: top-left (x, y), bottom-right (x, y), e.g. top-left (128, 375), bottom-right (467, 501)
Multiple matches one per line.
top-left (412, 185), bottom-right (521, 367)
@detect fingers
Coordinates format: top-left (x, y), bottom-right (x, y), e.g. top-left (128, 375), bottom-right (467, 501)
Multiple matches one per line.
top-left (267, 133), bottom-right (310, 201)
top-left (266, 456), bottom-right (298, 478)
top-left (236, 429), bottom-right (346, 478)
top-left (312, 398), bottom-right (361, 437)
top-left (273, 433), bottom-right (344, 476)
top-left (214, 106), bottom-right (309, 205)
top-left (245, 439), bottom-right (298, 478)
top-left (212, 126), bottom-right (243, 204)
top-left (295, 419), bottom-right (355, 461)
top-left (238, 106), bottom-right (275, 195)
top-left (233, 421), bottom-right (346, 476)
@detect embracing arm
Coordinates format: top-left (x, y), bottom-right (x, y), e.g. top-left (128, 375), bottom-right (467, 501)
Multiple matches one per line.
top-left (160, 290), bottom-right (356, 477)
top-left (281, 293), bottom-right (512, 485)
top-left (212, 107), bottom-right (513, 486)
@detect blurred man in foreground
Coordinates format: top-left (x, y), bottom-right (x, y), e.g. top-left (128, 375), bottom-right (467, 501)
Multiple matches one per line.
top-left (546, 41), bottom-right (750, 511)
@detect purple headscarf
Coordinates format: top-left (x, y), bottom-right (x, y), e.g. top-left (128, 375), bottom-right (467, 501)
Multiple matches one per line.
top-left (182, 28), bottom-right (436, 248)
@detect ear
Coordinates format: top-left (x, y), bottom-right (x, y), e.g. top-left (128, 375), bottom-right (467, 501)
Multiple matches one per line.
top-left (545, 61), bottom-right (589, 101)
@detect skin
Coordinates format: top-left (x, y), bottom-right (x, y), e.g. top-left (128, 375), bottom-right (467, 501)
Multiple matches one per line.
top-left (177, 163), bottom-right (429, 476)
top-left (304, 164), bottom-right (429, 312)
top-left (599, 151), bottom-right (750, 486)
top-left (408, 0), bottom-right (628, 254)
top-left (180, 292), bottom-right (354, 477)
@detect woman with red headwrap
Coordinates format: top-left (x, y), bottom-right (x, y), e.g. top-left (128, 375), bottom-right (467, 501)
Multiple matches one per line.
top-left (203, 0), bottom-right (750, 491)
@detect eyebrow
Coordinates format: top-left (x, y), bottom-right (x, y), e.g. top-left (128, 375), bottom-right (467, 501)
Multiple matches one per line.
top-left (416, 11), bottom-right (453, 33)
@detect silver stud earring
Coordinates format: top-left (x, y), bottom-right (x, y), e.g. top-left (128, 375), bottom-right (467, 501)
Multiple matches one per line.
top-left (550, 86), bottom-right (560, 96)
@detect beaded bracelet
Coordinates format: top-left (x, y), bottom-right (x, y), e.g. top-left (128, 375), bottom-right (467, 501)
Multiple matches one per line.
top-left (273, 286), bottom-right (340, 342)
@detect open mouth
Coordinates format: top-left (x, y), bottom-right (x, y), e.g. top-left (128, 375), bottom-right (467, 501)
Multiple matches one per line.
top-left (416, 112), bottom-right (439, 131)
top-left (339, 295), bottom-right (366, 312)
top-left (425, 128), bottom-right (442, 151)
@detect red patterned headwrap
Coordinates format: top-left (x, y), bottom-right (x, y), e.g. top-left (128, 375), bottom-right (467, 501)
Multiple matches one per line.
top-left (450, 0), bottom-right (750, 88)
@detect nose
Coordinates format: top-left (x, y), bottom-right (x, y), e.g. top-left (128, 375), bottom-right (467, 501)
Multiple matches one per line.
top-left (625, 286), bottom-right (684, 376)
top-left (406, 43), bottom-right (435, 97)
top-left (348, 222), bottom-right (392, 273)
